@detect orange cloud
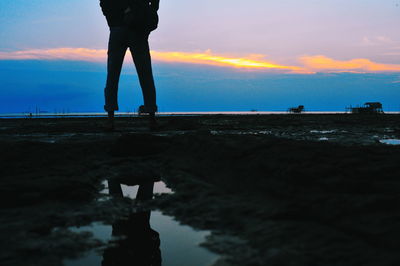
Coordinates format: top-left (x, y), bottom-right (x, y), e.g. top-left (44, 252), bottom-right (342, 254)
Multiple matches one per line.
top-left (300, 55), bottom-right (400, 73)
top-left (151, 50), bottom-right (307, 73)
top-left (0, 48), bottom-right (306, 73)
top-left (1, 48), bottom-right (400, 74)
top-left (0, 48), bottom-right (108, 62)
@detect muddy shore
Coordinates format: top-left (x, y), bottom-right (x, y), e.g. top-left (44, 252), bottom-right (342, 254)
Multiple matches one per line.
top-left (1, 114), bottom-right (400, 266)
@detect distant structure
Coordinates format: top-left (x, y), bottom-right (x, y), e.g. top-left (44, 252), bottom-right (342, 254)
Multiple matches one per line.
top-left (347, 102), bottom-right (384, 114)
top-left (288, 105), bottom-right (305, 114)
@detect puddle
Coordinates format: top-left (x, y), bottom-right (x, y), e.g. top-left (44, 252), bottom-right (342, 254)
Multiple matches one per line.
top-left (379, 139), bottom-right (400, 145)
top-left (310, 130), bottom-right (336, 134)
top-left (63, 211), bottom-right (217, 266)
top-left (318, 137), bottom-right (329, 141)
top-left (66, 180), bottom-right (217, 266)
top-left (99, 180), bottom-right (172, 199)
top-left (153, 131), bottom-right (187, 137)
top-left (40, 139), bottom-right (57, 144)
top-left (211, 130), bottom-right (272, 135)
top-left (121, 181), bottom-right (173, 199)
top-left (384, 128), bottom-right (395, 133)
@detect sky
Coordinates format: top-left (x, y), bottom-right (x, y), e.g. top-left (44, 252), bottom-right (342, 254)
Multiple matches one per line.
top-left (0, 0), bottom-right (399, 113)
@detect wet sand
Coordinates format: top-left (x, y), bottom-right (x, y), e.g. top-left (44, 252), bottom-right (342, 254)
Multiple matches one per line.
top-left (0, 114), bottom-right (400, 266)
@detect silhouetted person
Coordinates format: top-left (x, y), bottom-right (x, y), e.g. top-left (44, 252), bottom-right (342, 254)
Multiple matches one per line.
top-left (100, 0), bottom-right (160, 130)
top-left (103, 180), bottom-right (161, 265)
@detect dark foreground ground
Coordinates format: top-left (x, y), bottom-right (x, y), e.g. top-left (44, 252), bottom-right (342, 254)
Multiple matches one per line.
top-left (0, 114), bottom-right (400, 266)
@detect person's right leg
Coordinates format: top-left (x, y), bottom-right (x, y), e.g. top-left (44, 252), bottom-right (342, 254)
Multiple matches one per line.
top-left (136, 182), bottom-right (154, 201)
top-left (104, 27), bottom-right (128, 130)
top-left (128, 32), bottom-right (158, 129)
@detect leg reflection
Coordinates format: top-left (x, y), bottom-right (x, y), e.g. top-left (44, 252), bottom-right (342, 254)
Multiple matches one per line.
top-left (102, 181), bottom-right (161, 266)
top-left (136, 182), bottom-right (154, 201)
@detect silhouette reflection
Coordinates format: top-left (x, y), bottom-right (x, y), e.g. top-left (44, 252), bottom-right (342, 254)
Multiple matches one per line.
top-left (102, 179), bottom-right (161, 266)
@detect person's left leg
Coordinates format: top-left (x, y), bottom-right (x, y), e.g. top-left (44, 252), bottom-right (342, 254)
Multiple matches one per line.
top-left (136, 182), bottom-right (154, 201)
top-left (104, 27), bottom-right (129, 130)
top-left (108, 179), bottom-right (124, 198)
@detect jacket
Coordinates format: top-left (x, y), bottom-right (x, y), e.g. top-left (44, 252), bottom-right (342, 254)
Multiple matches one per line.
top-left (99, 0), bottom-right (160, 27)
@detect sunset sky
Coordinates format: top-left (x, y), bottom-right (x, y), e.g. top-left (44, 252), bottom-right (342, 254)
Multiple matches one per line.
top-left (0, 0), bottom-right (399, 112)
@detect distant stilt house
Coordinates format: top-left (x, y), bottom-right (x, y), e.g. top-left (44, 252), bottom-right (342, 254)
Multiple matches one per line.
top-left (288, 105), bottom-right (305, 113)
top-left (347, 102), bottom-right (384, 114)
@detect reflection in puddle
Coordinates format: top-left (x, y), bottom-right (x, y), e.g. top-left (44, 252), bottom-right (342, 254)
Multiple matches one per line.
top-left (99, 181), bottom-right (172, 199)
top-left (380, 139), bottom-right (400, 145)
top-left (121, 181), bottom-right (173, 199)
top-left (64, 211), bottom-right (216, 266)
top-left (65, 180), bottom-right (217, 266)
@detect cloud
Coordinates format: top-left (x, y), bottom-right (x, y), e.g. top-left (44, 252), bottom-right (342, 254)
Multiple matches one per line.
top-left (151, 50), bottom-right (308, 73)
top-left (382, 52), bottom-right (400, 56)
top-left (300, 55), bottom-right (400, 73)
top-left (0, 48), bottom-right (108, 62)
top-left (361, 36), bottom-right (395, 47)
top-left (1, 48), bottom-right (400, 74)
top-left (0, 48), bottom-right (307, 73)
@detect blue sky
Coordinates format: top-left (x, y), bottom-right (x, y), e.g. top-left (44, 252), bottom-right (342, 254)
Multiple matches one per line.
top-left (0, 0), bottom-right (399, 113)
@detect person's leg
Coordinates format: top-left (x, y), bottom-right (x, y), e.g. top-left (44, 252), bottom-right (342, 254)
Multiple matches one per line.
top-left (128, 32), bottom-right (157, 121)
top-left (136, 182), bottom-right (154, 201)
top-left (104, 27), bottom-right (128, 129)
top-left (108, 179), bottom-right (124, 198)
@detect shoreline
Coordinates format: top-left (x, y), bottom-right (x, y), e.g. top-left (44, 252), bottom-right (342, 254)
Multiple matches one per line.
top-left (2, 111), bottom-right (400, 119)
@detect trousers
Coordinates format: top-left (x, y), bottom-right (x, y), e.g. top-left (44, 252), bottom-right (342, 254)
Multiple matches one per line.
top-left (104, 27), bottom-right (157, 113)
